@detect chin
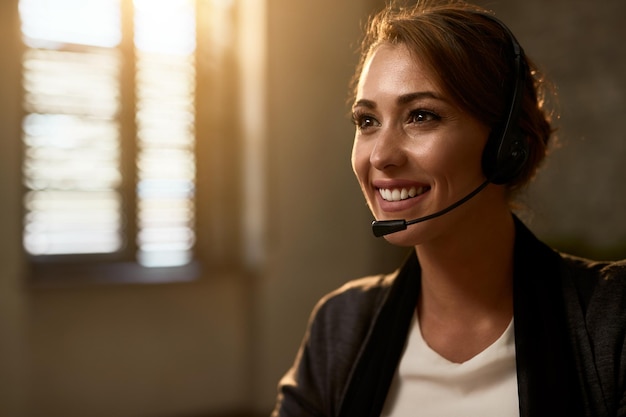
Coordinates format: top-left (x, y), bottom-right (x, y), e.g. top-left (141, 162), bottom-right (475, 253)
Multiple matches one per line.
top-left (382, 229), bottom-right (424, 248)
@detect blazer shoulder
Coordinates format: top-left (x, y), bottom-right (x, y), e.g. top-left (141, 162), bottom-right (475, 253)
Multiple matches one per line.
top-left (310, 271), bottom-right (397, 327)
top-left (275, 272), bottom-right (398, 416)
top-left (599, 258), bottom-right (626, 280)
top-left (561, 253), bottom-right (626, 282)
top-left (561, 252), bottom-right (626, 314)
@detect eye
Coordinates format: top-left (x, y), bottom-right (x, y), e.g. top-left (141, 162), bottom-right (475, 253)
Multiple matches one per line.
top-left (352, 112), bottom-right (380, 131)
top-left (407, 109), bottom-right (441, 124)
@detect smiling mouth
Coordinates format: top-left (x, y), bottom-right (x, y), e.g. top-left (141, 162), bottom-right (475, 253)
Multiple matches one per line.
top-left (378, 186), bottom-right (430, 202)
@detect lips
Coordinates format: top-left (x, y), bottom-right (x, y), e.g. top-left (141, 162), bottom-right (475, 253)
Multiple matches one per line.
top-left (378, 185), bottom-right (430, 202)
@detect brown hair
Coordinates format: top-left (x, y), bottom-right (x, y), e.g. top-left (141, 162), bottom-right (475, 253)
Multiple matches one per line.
top-left (351, 0), bottom-right (556, 193)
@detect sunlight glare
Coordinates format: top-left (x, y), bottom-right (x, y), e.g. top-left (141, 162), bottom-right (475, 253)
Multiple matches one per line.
top-left (20, 0), bottom-right (121, 47)
top-left (133, 0), bottom-right (195, 55)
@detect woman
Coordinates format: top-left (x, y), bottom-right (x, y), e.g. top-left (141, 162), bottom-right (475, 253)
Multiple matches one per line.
top-left (272, 1), bottom-right (626, 416)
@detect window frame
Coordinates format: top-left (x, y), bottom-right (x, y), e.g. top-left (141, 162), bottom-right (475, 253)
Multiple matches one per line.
top-left (22, 0), bottom-right (244, 287)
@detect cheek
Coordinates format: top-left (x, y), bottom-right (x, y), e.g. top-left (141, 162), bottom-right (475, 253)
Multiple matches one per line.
top-left (425, 134), bottom-right (487, 180)
top-left (351, 137), bottom-right (368, 184)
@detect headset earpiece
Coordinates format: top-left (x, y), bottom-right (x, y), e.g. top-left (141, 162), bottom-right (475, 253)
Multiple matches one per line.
top-left (483, 130), bottom-right (529, 185)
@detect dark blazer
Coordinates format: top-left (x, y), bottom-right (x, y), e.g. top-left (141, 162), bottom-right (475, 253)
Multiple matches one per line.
top-left (272, 216), bottom-right (626, 417)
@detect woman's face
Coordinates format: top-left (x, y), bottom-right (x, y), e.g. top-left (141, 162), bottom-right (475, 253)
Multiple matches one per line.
top-left (351, 43), bottom-right (498, 246)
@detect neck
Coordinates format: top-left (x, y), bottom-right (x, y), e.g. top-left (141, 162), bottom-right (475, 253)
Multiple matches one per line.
top-left (415, 207), bottom-right (515, 322)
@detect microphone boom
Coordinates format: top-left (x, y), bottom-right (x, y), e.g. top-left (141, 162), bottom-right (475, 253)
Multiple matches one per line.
top-left (371, 179), bottom-right (490, 237)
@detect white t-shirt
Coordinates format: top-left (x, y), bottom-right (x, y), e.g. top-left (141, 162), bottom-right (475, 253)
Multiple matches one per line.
top-left (381, 315), bottom-right (519, 417)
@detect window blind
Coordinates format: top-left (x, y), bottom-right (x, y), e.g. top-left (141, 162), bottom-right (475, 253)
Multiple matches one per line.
top-left (134, 0), bottom-right (196, 267)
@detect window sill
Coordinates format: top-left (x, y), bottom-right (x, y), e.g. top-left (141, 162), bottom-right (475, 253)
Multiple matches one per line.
top-left (27, 260), bottom-right (203, 289)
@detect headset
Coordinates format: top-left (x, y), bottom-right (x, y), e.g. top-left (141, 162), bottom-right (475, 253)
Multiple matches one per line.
top-left (479, 12), bottom-right (529, 185)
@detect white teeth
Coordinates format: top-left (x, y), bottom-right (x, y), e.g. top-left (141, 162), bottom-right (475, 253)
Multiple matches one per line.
top-left (379, 186), bottom-right (428, 202)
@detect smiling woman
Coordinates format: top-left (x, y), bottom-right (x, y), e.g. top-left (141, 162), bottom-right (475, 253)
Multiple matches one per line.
top-left (271, 1), bottom-right (626, 416)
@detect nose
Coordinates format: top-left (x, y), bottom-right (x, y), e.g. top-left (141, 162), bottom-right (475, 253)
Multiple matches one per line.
top-left (370, 126), bottom-right (407, 170)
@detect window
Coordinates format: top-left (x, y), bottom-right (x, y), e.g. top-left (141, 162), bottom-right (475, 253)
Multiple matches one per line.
top-left (20, 0), bottom-right (245, 284)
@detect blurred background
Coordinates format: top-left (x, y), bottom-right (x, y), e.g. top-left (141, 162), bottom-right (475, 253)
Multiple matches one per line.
top-left (0, 0), bottom-right (624, 416)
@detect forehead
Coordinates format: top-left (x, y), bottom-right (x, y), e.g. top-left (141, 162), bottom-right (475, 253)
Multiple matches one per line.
top-left (356, 43), bottom-right (441, 101)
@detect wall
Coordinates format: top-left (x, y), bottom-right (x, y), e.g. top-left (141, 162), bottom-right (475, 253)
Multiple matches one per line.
top-left (0, 1), bottom-right (27, 415)
top-left (26, 278), bottom-right (252, 417)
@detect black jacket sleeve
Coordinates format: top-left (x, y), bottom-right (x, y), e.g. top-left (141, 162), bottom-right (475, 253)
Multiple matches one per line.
top-left (271, 275), bottom-right (392, 417)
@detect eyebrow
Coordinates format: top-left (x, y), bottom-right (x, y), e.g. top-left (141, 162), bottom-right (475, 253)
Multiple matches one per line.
top-left (352, 91), bottom-right (442, 110)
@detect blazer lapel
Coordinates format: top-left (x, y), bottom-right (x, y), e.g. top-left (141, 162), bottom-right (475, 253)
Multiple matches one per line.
top-left (338, 252), bottom-right (421, 417)
top-left (512, 217), bottom-right (585, 417)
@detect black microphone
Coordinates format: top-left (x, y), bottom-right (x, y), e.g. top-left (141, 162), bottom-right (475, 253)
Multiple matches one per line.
top-left (371, 179), bottom-right (491, 237)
